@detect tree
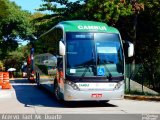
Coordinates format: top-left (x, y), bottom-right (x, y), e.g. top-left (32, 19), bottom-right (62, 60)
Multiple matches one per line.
top-left (135, 0), bottom-right (160, 90)
top-left (84, 0), bottom-right (132, 25)
top-left (0, 0), bottom-right (34, 59)
top-left (0, 0), bottom-right (9, 18)
top-left (30, 12), bottom-right (52, 38)
top-left (33, 0), bottom-right (133, 38)
top-left (118, 0), bottom-right (160, 91)
top-left (3, 45), bottom-right (30, 72)
top-left (34, 0), bottom-right (83, 36)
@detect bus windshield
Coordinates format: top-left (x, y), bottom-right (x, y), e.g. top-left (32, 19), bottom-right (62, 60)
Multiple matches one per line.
top-left (66, 32), bottom-right (124, 77)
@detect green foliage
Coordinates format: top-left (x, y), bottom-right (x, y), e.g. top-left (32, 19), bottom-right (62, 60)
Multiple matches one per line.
top-left (0, 0), bottom-right (34, 59)
top-left (0, 0), bottom-right (33, 39)
top-left (34, 0), bottom-right (83, 37)
top-left (84, 0), bottom-right (132, 25)
top-left (0, 0), bottom-right (9, 18)
top-left (0, 60), bottom-right (4, 71)
top-left (33, 0), bottom-right (133, 38)
top-left (14, 72), bottom-right (22, 78)
top-left (3, 46), bottom-right (30, 72)
top-left (122, 0), bottom-right (160, 92)
top-left (135, 0), bottom-right (160, 91)
top-left (30, 12), bottom-right (53, 38)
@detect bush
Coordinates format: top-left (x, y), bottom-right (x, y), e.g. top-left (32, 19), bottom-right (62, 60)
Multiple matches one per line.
top-left (13, 72), bottom-right (23, 78)
top-left (0, 60), bottom-right (4, 71)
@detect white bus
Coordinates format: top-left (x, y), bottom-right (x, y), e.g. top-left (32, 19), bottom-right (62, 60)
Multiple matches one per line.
top-left (29, 20), bottom-right (134, 102)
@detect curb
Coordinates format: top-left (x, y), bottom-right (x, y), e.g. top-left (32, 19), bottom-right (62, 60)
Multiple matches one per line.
top-left (124, 95), bottom-right (160, 101)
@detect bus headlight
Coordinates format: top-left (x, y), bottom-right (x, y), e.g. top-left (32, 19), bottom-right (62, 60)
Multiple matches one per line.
top-left (114, 81), bottom-right (124, 90)
top-left (65, 80), bottom-right (80, 91)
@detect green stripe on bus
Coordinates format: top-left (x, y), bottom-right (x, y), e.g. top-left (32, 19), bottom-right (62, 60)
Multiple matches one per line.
top-left (59, 20), bottom-right (119, 33)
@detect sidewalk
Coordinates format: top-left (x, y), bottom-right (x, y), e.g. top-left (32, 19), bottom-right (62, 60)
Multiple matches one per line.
top-left (0, 86), bottom-right (15, 99)
top-left (124, 94), bottom-right (160, 101)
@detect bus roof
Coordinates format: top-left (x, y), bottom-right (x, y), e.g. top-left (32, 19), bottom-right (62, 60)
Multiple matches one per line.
top-left (58, 20), bottom-right (119, 33)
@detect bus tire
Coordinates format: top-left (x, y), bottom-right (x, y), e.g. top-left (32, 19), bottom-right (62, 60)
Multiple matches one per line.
top-left (54, 81), bottom-right (62, 102)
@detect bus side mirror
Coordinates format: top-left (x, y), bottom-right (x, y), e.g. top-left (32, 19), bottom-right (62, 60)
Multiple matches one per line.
top-left (123, 40), bottom-right (134, 57)
top-left (128, 42), bottom-right (134, 57)
top-left (59, 41), bottom-right (65, 56)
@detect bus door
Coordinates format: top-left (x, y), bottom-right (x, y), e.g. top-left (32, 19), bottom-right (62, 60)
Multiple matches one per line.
top-left (56, 57), bottom-right (64, 92)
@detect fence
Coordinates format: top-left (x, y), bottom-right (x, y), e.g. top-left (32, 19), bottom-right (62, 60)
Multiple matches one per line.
top-left (125, 64), bottom-right (160, 95)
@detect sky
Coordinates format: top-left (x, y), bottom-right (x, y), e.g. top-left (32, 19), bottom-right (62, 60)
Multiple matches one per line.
top-left (10, 0), bottom-right (76, 13)
top-left (10, 0), bottom-right (44, 13)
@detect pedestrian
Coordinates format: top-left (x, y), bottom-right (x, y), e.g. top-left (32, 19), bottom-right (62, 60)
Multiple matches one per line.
top-left (21, 61), bottom-right (27, 77)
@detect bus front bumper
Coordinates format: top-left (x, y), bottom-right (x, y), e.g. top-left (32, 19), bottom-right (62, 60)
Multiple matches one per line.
top-left (63, 87), bottom-right (124, 101)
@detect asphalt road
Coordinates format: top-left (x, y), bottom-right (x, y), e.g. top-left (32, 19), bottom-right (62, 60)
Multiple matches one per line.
top-left (0, 79), bottom-right (159, 120)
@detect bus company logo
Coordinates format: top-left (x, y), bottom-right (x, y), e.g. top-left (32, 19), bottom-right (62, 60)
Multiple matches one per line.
top-left (78, 25), bottom-right (107, 31)
top-left (79, 83), bottom-right (89, 87)
top-left (96, 83), bottom-right (99, 87)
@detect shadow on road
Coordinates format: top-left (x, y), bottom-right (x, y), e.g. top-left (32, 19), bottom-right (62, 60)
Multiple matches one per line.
top-left (11, 78), bottom-right (117, 108)
top-left (11, 78), bottom-right (63, 108)
top-left (10, 78), bottom-right (30, 83)
top-left (63, 101), bottom-right (117, 108)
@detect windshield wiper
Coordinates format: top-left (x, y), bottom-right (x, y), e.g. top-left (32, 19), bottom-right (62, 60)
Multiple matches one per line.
top-left (82, 65), bottom-right (91, 77)
top-left (104, 65), bottom-right (112, 80)
top-left (79, 65), bottom-right (93, 80)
